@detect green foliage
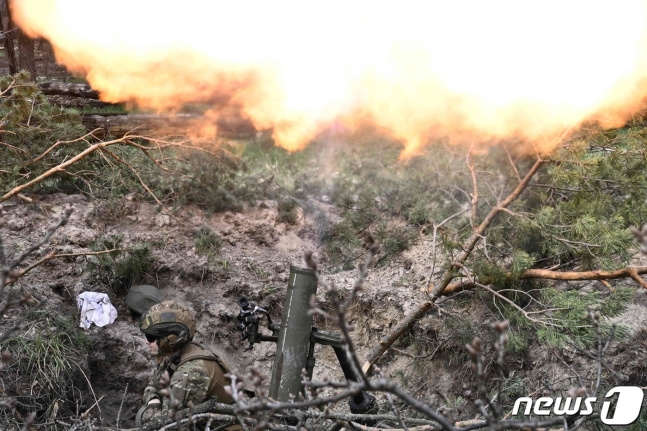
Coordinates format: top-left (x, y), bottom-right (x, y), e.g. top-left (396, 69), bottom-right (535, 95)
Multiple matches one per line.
top-left (510, 251), bottom-right (535, 278)
top-left (88, 236), bottom-right (154, 293)
top-left (77, 103), bottom-right (128, 115)
top-left (114, 247), bottom-right (153, 291)
top-left (195, 226), bottom-right (222, 254)
top-left (246, 260), bottom-right (269, 280)
top-left (0, 312), bottom-right (90, 420)
top-left (237, 138), bottom-right (456, 269)
top-left (277, 197), bottom-right (298, 224)
top-left (443, 395), bottom-right (467, 414)
top-left (0, 73), bottom-right (254, 212)
top-left (536, 287), bottom-right (631, 348)
top-left (506, 329), bottom-right (528, 355)
top-left (0, 72), bottom-right (87, 194)
top-left (237, 124), bottom-right (647, 276)
top-left (501, 375), bottom-right (531, 402)
top-left (623, 402), bottom-right (647, 431)
top-left (486, 127), bottom-right (647, 274)
top-left (153, 147), bottom-right (247, 212)
top-left (490, 286), bottom-right (632, 350)
top-left (375, 222), bottom-right (416, 264)
top-left (472, 259), bottom-right (509, 284)
top-left (407, 201), bottom-right (431, 225)
top-left (93, 197), bottom-right (134, 223)
top-left (75, 140), bottom-right (248, 212)
top-left (444, 316), bottom-right (477, 365)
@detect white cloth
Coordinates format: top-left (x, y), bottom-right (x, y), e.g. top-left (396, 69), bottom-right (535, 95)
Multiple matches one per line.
top-left (76, 292), bottom-right (118, 330)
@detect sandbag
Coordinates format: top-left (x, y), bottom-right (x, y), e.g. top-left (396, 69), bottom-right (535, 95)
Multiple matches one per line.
top-left (126, 284), bottom-right (164, 314)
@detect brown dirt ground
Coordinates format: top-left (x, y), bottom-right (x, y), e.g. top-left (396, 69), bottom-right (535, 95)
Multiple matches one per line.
top-left (2, 191), bottom-right (647, 428)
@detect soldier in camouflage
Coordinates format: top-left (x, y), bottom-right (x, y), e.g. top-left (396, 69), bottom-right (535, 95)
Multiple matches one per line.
top-left (136, 301), bottom-right (235, 427)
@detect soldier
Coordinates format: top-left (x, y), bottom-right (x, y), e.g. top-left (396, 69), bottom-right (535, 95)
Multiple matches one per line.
top-left (135, 301), bottom-right (235, 427)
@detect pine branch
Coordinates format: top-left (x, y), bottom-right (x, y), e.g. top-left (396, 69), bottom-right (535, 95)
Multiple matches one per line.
top-left (1, 132), bottom-right (132, 203)
top-left (443, 265), bottom-right (647, 294)
top-left (363, 157), bottom-right (545, 374)
top-left (5, 248), bottom-right (122, 286)
top-left (428, 157), bottom-right (545, 300)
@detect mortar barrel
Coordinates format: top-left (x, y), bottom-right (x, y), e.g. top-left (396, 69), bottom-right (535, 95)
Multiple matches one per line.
top-left (268, 266), bottom-right (318, 401)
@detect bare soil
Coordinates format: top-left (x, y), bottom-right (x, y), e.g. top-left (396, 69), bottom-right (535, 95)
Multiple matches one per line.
top-left (2, 191), bottom-right (647, 428)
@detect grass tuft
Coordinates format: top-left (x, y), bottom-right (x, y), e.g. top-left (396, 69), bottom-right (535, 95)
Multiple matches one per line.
top-left (277, 198), bottom-right (299, 224)
top-left (195, 226), bottom-right (222, 255)
top-left (88, 236), bottom-right (154, 293)
top-left (0, 312), bottom-right (91, 421)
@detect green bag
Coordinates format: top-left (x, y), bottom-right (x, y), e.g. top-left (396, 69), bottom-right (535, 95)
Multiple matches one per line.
top-left (125, 285), bottom-right (164, 314)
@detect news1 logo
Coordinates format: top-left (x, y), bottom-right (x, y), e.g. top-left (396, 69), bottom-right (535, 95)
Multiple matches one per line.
top-left (512, 386), bottom-right (644, 425)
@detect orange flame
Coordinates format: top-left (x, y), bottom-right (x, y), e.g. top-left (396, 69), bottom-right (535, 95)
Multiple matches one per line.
top-left (11, 0), bottom-right (647, 154)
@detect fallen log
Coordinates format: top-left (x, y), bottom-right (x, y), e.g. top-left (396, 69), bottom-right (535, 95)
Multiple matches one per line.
top-left (82, 113), bottom-right (258, 139)
top-left (38, 82), bottom-right (261, 138)
top-left (83, 113), bottom-right (200, 138)
top-left (38, 81), bottom-right (100, 99)
top-left (47, 95), bottom-right (114, 109)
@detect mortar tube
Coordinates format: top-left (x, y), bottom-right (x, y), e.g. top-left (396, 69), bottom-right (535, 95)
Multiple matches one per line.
top-left (268, 266), bottom-right (318, 401)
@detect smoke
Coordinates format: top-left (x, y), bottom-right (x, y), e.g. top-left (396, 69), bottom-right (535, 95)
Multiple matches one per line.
top-left (11, 0), bottom-right (647, 154)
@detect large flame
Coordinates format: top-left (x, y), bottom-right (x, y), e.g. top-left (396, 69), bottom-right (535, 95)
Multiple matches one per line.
top-left (11, 0), bottom-right (647, 154)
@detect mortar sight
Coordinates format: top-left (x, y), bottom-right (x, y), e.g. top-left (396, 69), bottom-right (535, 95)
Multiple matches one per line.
top-left (237, 296), bottom-right (250, 310)
top-left (235, 295), bottom-right (277, 351)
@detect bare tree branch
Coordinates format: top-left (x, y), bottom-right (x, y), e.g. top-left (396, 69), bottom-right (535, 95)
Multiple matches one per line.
top-left (442, 265), bottom-right (647, 295)
top-left (5, 248), bottom-right (121, 286)
top-left (363, 157), bottom-right (545, 373)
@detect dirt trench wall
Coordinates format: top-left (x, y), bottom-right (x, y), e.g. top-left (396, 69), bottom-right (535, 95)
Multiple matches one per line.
top-left (2, 193), bottom-right (647, 427)
top-left (0, 193), bottom-right (356, 426)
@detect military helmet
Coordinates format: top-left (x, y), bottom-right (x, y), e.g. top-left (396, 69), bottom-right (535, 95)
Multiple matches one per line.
top-left (140, 301), bottom-right (196, 344)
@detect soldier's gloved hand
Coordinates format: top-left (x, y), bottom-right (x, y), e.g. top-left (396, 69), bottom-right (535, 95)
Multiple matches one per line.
top-left (146, 398), bottom-right (161, 409)
top-left (142, 385), bottom-right (159, 404)
top-left (136, 398), bottom-right (162, 428)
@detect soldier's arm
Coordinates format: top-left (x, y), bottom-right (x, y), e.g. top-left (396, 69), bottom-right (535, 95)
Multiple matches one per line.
top-left (142, 365), bottom-right (167, 404)
top-left (137, 368), bottom-right (166, 426)
top-left (143, 383), bottom-right (162, 404)
top-left (167, 360), bottom-right (212, 407)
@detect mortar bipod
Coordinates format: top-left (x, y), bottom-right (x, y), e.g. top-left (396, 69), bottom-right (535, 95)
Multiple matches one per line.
top-left (308, 328), bottom-right (377, 415)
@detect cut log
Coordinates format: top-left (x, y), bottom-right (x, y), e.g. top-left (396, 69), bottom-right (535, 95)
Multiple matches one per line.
top-left (38, 81), bottom-right (100, 99)
top-left (47, 95), bottom-right (114, 109)
top-left (81, 113), bottom-right (258, 139)
top-left (38, 82), bottom-right (260, 139)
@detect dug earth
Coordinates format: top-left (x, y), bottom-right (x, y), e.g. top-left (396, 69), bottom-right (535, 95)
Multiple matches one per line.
top-left (1, 192), bottom-right (647, 427)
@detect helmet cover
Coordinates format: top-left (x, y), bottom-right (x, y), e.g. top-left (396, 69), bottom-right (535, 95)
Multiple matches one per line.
top-left (140, 301), bottom-right (196, 341)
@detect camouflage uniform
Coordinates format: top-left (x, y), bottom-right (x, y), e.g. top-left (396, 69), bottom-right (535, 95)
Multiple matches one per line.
top-left (140, 342), bottom-right (234, 424)
top-left (136, 301), bottom-right (236, 428)
top-left (140, 357), bottom-right (170, 422)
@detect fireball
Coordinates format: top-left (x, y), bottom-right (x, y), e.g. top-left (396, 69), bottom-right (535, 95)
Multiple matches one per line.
top-left (11, 0), bottom-right (647, 154)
